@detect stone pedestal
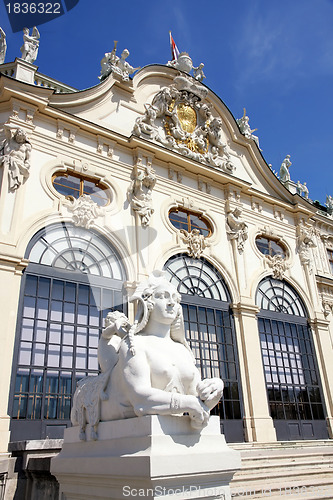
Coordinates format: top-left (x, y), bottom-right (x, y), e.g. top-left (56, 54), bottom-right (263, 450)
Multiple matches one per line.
top-left (51, 415), bottom-right (241, 500)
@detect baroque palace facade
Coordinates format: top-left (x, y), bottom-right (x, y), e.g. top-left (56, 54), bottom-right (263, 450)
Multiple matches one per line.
top-left (1, 45), bottom-right (333, 496)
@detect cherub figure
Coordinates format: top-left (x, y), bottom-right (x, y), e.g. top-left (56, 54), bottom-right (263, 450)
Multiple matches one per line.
top-left (193, 63), bottom-right (206, 82)
top-left (0, 125), bottom-right (31, 191)
top-left (20, 27), bottom-right (40, 63)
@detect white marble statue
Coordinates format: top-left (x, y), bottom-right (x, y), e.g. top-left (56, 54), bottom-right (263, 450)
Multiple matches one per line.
top-left (99, 41), bottom-right (139, 81)
top-left (279, 155), bottom-right (292, 184)
top-left (326, 195), bottom-right (333, 215)
top-left (71, 271), bottom-right (224, 440)
top-left (296, 181), bottom-right (309, 199)
top-left (0, 27), bottom-right (6, 64)
top-left (20, 27), bottom-right (40, 63)
top-left (193, 63), bottom-right (206, 82)
top-left (236, 108), bottom-right (259, 148)
top-left (0, 125), bottom-right (31, 191)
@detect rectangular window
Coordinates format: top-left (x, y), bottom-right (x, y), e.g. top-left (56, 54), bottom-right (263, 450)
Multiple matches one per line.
top-left (327, 249), bottom-right (333, 274)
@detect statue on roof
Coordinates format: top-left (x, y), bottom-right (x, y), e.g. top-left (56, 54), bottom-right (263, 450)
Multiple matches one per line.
top-left (237, 108), bottom-right (260, 148)
top-left (326, 195), bottom-right (333, 215)
top-left (279, 155), bottom-right (292, 184)
top-left (296, 181), bottom-right (309, 199)
top-left (167, 51), bottom-right (205, 82)
top-left (99, 41), bottom-right (140, 82)
top-left (0, 27), bottom-right (6, 64)
top-left (20, 27), bottom-right (40, 64)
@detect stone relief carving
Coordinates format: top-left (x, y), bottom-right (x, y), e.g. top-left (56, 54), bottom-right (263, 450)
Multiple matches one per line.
top-left (279, 155), bottom-right (292, 184)
top-left (226, 206), bottom-right (248, 254)
top-left (0, 124), bottom-right (31, 191)
top-left (296, 224), bottom-right (316, 266)
top-left (180, 228), bottom-right (209, 259)
top-left (133, 74), bottom-right (235, 173)
top-left (127, 164), bottom-right (156, 226)
top-left (99, 41), bottom-right (140, 81)
top-left (70, 271), bottom-right (224, 440)
top-left (322, 298), bottom-right (333, 318)
top-left (326, 195), bottom-right (333, 216)
top-left (66, 194), bottom-right (104, 229)
top-left (20, 26), bottom-right (40, 63)
top-left (167, 51), bottom-right (205, 82)
top-left (236, 108), bottom-right (259, 148)
top-left (264, 254), bottom-right (288, 280)
top-left (0, 27), bottom-right (7, 64)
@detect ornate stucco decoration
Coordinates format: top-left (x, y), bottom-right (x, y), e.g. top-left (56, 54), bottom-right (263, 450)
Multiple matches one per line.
top-left (264, 254), bottom-right (288, 280)
top-left (66, 194), bottom-right (104, 229)
top-left (179, 228), bottom-right (209, 258)
top-left (322, 298), bottom-right (333, 318)
top-left (133, 74), bottom-right (235, 174)
top-left (296, 223), bottom-right (316, 267)
top-left (226, 205), bottom-right (248, 254)
top-left (99, 41), bottom-right (140, 82)
top-left (127, 164), bottom-right (156, 226)
top-left (0, 124), bottom-right (32, 191)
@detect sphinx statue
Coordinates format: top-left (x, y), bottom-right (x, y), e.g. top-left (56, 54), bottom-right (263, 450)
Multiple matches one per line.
top-left (71, 271), bottom-right (224, 440)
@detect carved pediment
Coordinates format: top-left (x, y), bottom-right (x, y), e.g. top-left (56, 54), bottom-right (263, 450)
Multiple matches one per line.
top-left (133, 74), bottom-right (234, 174)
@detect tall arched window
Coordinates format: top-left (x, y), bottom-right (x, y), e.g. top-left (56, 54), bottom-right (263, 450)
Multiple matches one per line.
top-left (10, 223), bottom-right (126, 441)
top-left (256, 277), bottom-right (327, 440)
top-left (164, 254), bottom-right (243, 442)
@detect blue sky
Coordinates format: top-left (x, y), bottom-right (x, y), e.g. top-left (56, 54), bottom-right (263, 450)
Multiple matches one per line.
top-left (1, 0), bottom-right (332, 205)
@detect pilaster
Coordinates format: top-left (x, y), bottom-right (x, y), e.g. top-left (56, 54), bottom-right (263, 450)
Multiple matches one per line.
top-left (232, 301), bottom-right (277, 442)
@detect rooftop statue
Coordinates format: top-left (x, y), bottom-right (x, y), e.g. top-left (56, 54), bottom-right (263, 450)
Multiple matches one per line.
top-left (167, 51), bottom-right (205, 82)
top-left (99, 41), bottom-right (140, 81)
top-left (0, 27), bottom-right (6, 64)
top-left (296, 181), bottom-right (309, 199)
top-left (20, 26), bottom-right (40, 64)
top-left (279, 155), bottom-right (292, 184)
top-left (326, 195), bottom-right (333, 215)
top-left (236, 108), bottom-right (259, 148)
top-left (71, 271), bottom-right (224, 440)
top-left (0, 124), bottom-right (31, 191)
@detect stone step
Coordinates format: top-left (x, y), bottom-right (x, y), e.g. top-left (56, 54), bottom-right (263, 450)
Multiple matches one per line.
top-left (230, 441), bottom-right (333, 499)
top-left (231, 476), bottom-right (333, 499)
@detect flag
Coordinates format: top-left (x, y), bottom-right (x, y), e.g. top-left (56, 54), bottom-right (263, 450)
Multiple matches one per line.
top-left (169, 31), bottom-right (180, 61)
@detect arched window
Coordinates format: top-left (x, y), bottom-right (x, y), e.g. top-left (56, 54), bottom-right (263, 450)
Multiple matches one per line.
top-left (256, 277), bottom-right (327, 440)
top-left (255, 236), bottom-right (286, 258)
top-left (11, 223), bottom-right (126, 441)
top-left (164, 254), bottom-right (243, 442)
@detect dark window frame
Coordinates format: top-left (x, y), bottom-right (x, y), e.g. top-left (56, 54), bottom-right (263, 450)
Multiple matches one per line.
top-left (9, 223), bottom-right (126, 440)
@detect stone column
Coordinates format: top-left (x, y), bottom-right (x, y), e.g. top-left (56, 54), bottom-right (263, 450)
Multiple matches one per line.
top-left (233, 301), bottom-right (277, 442)
top-left (0, 254), bottom-right (28, 452)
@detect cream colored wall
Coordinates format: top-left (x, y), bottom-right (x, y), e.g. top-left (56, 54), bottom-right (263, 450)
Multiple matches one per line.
top-left (1, 66), bottom-right (333, 451)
